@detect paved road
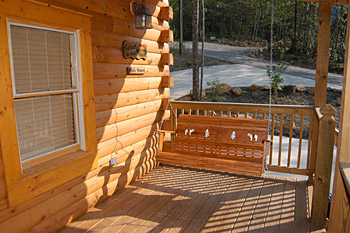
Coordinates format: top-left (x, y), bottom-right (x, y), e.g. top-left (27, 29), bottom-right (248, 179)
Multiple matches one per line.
top-left (170, 41), bottom-right (343, 99)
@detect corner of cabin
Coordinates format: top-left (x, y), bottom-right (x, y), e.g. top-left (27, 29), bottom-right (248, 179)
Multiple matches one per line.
top-left (0, 0), bottom-right (171, 231)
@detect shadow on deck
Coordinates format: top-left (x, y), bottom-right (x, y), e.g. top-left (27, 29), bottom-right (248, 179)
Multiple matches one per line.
top-left (60, 165), bottom-right (324, 233)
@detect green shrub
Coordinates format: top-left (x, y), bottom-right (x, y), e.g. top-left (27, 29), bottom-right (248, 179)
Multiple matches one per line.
top-left (205, 78), bottom-right (227, 102)
top-left (267, 62), bottom-right (288, 97)
top-left (185, 60), bottom-right (193, 67)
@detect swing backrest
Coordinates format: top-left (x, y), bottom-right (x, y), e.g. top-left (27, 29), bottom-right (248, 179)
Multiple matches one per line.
top-left (174, 114), bottom-right (269, 162)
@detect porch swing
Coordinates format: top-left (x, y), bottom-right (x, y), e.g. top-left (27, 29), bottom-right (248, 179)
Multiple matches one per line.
top-left (156, 0), bottom-right (277, 177)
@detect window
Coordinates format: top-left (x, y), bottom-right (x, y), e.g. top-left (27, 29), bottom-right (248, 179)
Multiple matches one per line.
top-left (0, 1), bottom-right (97, 207)
top-left (8, 24), bottom-right (84, 166)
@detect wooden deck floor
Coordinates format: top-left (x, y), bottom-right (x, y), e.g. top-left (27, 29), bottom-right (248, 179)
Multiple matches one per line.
top-left (60, 165), bottom-right (323, 233)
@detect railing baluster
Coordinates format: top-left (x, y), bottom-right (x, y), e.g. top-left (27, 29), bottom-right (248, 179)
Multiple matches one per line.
top-left (236, 112), bottom-right (239, 118)
top-left (189, 109), bottom-right (192, 115)
top-left (287, 114), bottom-right (294, 167)
top-left (228, 111), bottom-right (232, 117)
top-left (196, 109), bottom-right (199, 115)
top-left (181, 109), bottom-right (184, 115)
top-left (204, 110), bottom-right (207, 116)
top-left (254, 112), bottom-right (257, 119)
top-left (298, 115), bottom-right (304, 168)
top-left (220, 111), bottom-right (223, 117)
top-left (279, 113), bottom-right (284, 166)
top-left (307, 115), bottom-right (313, 169)
top-left (170, 108), bottom-right (177, 152)
top-left (270, 113), bottom-right (275, 165)
top-left (245, 112), bottom-right (248, 118)
top-left (263, 112), bottom-right (266, 119)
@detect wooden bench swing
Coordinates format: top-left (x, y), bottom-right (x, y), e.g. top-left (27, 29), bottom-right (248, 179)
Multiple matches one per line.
top-left (157, 114), bottom-right (272, 177)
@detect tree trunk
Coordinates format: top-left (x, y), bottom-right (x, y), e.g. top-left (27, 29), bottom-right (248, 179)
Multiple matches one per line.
top-left (192, 0), bottom-right (200, 101)
top-left (290, 0), bottom-right (298, 52)
top-left (253, 0), bottom-right (262, 41)
top-left (179, 0), bottom-right (183, 55)
top-left (200, 0), bottom-right (205, 100)
top-left (254, 0), bottom-right (263, 40)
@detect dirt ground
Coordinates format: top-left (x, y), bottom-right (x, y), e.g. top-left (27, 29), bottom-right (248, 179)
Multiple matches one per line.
top-left (171, 54), bottom-right (231, 72)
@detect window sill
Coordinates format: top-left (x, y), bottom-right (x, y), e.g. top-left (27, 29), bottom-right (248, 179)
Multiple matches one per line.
top-left (21, 150), bottom-right (92, 180)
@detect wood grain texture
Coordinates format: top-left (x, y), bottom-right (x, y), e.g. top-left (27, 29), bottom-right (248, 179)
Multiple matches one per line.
top-left (94, 88), bottom-right (170, 112)
top-left (60, 165), bottom-right (314, 233)
top-left (96, 110), bottom-right (169, 143)
top-left (329, 6), bottom-right (350, 231)
top-left (328, 169), bottom-right (350, 232)
top-left (94, 77), bottom-right (163, 96)
top-left (314, 1), bottom-right (334, 107)
top-left (158, 114), bottom-right (269, 176)
top-left (0, 0), bottom-right (170, 230)
top-left (0, 0), bottom-right (99, 208)
top-left (93, 63), bottom-right (169, 79)
top-left (312, 105), bottom-right (336, 226)
top-left (171, 101), bottom-right (317, 177)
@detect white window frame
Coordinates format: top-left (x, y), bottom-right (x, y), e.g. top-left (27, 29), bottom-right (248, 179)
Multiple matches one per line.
top-left (7, 22), bottom-right (86, 167)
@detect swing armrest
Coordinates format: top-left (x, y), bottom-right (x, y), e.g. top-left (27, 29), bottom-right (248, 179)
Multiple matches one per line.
top-left (263, 139), bottom-right (273, 143)
top-left (158, 130), bottom-right (176, 134)
top-left (158, 130), bottom-right (175, 153)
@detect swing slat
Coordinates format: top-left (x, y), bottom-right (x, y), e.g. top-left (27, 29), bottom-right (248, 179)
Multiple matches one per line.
top-left (157, 114), bottom-right (271, 176)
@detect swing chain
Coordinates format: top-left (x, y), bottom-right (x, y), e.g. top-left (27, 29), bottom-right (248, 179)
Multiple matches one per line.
top-left (267, 0), bottom-right (275, 171)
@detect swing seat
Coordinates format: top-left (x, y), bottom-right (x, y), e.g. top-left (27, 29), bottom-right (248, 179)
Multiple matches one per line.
top-left (157, 114), bottom-right (272, 176)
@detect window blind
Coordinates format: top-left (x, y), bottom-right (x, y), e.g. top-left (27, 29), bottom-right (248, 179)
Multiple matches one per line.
top-left (14, 95), bottom-right (76, 161)
top-left (11, 26), bottom-right (74, 93)
top-left (10, 25), bottom-right (78, 162)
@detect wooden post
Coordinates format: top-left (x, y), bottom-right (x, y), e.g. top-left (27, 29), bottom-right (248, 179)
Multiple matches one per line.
top-left (329, 8), bottom-right (350, 232)
top-left (314, 1), bottom-right (334, 107)
top-left (310, 0), bottom-right (334, 185)
top-left (311, 104), bottom-right (336, 226)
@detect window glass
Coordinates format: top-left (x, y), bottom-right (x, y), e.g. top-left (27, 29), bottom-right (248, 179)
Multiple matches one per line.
top-left (10, 24), bottom-right (79, 162)
top-left (11, 25), bottom-right (75, 93)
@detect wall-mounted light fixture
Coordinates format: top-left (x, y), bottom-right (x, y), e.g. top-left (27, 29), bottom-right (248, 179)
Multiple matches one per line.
top-left (131, 0), bottom-right (152, 30)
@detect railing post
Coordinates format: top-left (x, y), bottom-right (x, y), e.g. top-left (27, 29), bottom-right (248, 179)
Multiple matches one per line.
top-left (311, 104), bottom-right (336, 226)
top-left (170, 105), bottom-right (176, 152)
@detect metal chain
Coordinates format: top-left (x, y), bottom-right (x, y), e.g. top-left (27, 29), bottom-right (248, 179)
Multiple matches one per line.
top-left (267, 0), bottom-right (275, 170)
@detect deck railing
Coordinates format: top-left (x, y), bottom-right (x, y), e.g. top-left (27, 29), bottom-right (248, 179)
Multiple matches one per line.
top-left (165, 101), bottom-right (338, 226)
top-left (169, 101), bottom-right (317, 177)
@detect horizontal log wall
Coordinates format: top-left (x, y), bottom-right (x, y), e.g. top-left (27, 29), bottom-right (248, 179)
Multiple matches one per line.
top-left (0, 0), bottom-right (171, 232)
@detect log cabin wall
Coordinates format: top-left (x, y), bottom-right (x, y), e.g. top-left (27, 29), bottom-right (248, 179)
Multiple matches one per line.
top-left (0, 149), bottom-right (8, 212)
top-left (0, 0), bottom-right (171, 232)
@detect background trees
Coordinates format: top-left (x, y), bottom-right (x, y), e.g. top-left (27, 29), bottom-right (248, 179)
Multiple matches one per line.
top-left (170, 0), bottom-right (348, 73)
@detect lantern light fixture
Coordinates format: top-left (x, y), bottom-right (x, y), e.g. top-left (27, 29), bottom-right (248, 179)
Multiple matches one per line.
top-left (132, 0), bottom-right (152, 30)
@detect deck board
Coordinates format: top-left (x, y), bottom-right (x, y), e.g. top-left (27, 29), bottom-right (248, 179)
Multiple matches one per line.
top-left (247, 176), bottom-right (275, 232)
top-left (60, 165), bottom-right (321, 233)
top-left (295, 179), bottom-right (310, 233)
top-left (263, 176), bottom-right (286, 233)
